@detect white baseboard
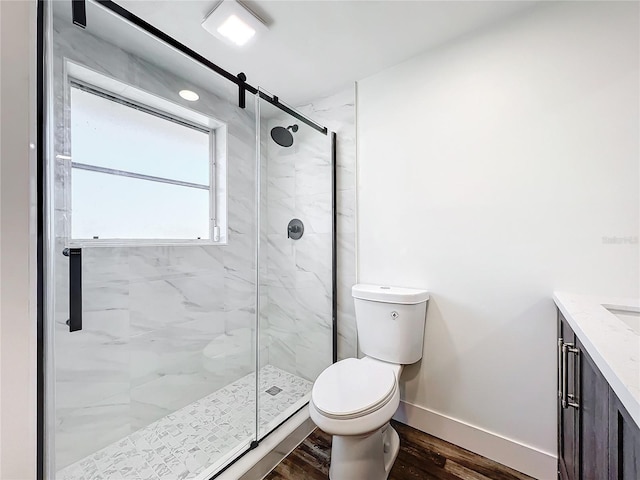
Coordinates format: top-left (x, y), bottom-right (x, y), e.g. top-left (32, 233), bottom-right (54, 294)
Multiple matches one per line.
top-left (393, 400), bottom-right (557, 480)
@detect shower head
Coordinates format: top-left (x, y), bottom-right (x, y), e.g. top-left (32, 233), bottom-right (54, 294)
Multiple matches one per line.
top-left (270, 124), bottom-right (298, 147)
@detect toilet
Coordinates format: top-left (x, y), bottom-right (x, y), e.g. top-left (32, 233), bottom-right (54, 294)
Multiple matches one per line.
top-left (309, 284), bottom-right (429, 480)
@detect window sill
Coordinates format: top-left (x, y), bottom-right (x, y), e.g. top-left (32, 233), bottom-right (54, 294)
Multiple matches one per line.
top-left (67, 239), bottom-right (227, 248)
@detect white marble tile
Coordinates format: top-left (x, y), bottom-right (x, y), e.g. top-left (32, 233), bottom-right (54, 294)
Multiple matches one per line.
top-left (294, 314), bottom-right (333, 382)
top-left (201, 327), bottom-right (254, 381)
top-left (129, 276), bottom-right (226, 336)
top-left (266, 234), bottom-right (296, 289)
top-left (266, 196), bottom-right (295, 236)
top-left (337, 274), bottom-right (357, 361)
top-left (227, 196), bottom-right (256, 237)
top-left (295, 233), bottom-right (332, 290)
top-left (265, 140), bottom-right (295, 177)
top-left (266, 287), bottom-right (298, 331)
top-left (295, 192), bottom-right (333, 235)
top-left (131, 374), bottom-right (230, 430)
top-left (336, 145), bottom-right (357, 193)
top-left (267, 174), bottom-right (295, 202)
top-left (57, 309), bottom-right (130, 355)
top-left (337, 188), bottom-right (356, 235)
top-left (294, 285), bottom-right (333, 381)
top-left (130, 324), bottom-right (214, 387)
top-left (265, 332), bottom-right (297, 376)
top-left (296, 283), bottom-right (332, 326)
top-left (223, 307), bottom-right (255, 334)
top-left (260, 86), bottom-right (356, 377)
top-left (297, 88), bottom-right (357, 363)
top-left (337, 315), bottom-right (358, 361)
top-left (82, 247), bottom-right (130, 283)
top-left (295, 161), bottom-right (332, 199)
top-left (178, 315), bottom-right (228, 338)
top-left (56, 394), bottom-right (131, 470)
top-left (55, 341), bottom-right (129, 384)
top-left (223, 233), bottom-right (255, 286)
top-left (57, 365), bottom-right (311, 480)
top-left (126, 246), bottom-right (224, 282)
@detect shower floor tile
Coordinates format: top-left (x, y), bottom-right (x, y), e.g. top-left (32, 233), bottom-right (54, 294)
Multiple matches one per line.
top-left (56, 365), bottom-right (312, 480)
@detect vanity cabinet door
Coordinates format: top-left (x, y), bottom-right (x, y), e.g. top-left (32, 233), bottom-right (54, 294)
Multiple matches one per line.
top-left (577, 338), bottom-right (609, 480)
top-left (609, 390), bottom-right (640, 480)
top-left (557, 308), bottom-right (640, 480)
top-left (558, 312), bottom-right (579, 480)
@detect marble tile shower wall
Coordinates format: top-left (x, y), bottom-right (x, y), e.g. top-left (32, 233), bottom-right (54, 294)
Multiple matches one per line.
top-left (51, 23), bottom-right (258, 469)
top-left (296, 88), bottom-right (357, 362)
top-left (262, 118), bottom-right (333, 382)
top-left (262, 87), bottom-right (357, 379)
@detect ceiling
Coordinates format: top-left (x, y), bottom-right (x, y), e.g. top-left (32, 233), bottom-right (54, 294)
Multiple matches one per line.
top-left (55, 0), bottom-right (539, 106)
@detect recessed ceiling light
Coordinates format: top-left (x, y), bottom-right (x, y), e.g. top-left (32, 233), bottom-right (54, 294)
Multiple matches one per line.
top-left (202, 0), bottom-right (267, 48)
top-left (179, 90), bottom-right (199, 101)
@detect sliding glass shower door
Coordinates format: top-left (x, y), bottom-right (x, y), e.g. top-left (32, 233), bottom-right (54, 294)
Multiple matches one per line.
top-left (43, 2), bottom-right (334, 480)
top-left (256, 91), bottom-right (333, 438)
top-left (46, 2), bottom-right (258, 478)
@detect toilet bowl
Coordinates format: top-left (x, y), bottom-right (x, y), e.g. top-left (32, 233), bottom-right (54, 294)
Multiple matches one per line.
top-left (309, 356), bottom-right (403, 480)
top-left (310, 284), bottom-right (429, 480)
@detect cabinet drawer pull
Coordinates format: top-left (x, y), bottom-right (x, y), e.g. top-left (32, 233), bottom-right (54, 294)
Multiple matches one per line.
top-left (557, 338), bottom-right (563, 400)
top-left (561, 342), bottom-right (580, 409)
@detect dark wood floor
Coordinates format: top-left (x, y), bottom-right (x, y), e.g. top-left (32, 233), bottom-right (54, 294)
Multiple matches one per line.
top-left (265, 420), bottom-right (535, 480)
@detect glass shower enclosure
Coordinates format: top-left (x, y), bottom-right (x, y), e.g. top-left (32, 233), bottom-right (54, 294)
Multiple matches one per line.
top-left (41, 2), bottom-right (334, 479)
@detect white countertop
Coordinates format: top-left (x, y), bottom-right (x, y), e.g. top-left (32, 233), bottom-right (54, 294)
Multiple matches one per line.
top-left (553, 292), bottom-right (640, 428)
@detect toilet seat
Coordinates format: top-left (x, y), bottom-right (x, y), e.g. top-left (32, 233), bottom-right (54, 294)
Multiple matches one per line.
top-left (311, 358), bottom-right (397, 420)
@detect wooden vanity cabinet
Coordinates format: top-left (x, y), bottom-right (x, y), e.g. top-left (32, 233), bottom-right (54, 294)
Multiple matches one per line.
top-left (558, 313), bottom-right (579, 480)
top-left (608, 391), bottom-right (640, 480)
top-left (576, 336), bottom-right (609, 479)
top-left (557, 310), bottom-right (639, 480)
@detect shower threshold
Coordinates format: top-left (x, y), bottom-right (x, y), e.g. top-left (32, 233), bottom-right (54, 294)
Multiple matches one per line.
top-left (56, 365), bottom-right (312, 480)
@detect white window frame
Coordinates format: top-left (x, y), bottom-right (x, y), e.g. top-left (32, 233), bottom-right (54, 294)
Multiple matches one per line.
top-left (63, 61), bottom-right (227, 247)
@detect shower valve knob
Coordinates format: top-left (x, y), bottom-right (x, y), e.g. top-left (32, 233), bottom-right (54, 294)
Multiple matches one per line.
top-left (287, 219), bottom-right (304, 240)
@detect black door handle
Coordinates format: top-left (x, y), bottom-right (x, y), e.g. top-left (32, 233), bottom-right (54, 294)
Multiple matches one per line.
top-left (63, 247), bottom-right (82, 332)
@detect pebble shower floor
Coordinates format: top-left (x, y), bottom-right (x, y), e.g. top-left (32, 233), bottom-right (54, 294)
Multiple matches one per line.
top-left (57, 365), bottom-right (312, 480)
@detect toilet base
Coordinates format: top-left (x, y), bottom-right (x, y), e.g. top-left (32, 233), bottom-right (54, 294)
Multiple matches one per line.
top-left (328, 423), bottom-right (400, 480)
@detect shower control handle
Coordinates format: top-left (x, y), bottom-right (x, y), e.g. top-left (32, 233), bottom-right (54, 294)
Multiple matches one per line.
top-left (287, 219), bottom-right (304, 240)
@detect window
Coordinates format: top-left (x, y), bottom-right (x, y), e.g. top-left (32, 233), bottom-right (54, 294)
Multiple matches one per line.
top-left (69, 83), bottom-right (215, 242)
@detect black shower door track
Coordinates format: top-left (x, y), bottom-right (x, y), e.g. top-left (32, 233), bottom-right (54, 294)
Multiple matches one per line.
top-left (36, 1), bottom-right (338, 478)
top-left (91, 0), bottom-right (328, 135)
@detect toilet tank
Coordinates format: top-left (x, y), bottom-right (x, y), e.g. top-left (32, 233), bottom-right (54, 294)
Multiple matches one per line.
top-left (352, 284), bottom-right (429, 365)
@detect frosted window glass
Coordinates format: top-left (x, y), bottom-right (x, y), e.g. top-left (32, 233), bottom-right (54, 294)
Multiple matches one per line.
top-left (70, 86), bottom-right (210, 185)
top-left (71, 170), bottom-right (210, 240)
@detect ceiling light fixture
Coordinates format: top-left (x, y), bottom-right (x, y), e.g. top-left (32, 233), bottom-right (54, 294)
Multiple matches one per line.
top-left (202, 0), bottom-right (267, 48)
top-left (179, 90), bottom-right (200, 101)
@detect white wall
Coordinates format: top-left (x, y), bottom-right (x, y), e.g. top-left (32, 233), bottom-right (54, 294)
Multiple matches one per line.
top-left (357, 2), bottom-right (638, 478)
top-left (0, 1), bottom-right (38, 479)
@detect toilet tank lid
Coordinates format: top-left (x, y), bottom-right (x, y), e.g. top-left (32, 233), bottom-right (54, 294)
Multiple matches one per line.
top-left (352, 284), bottom-right (429, 305)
